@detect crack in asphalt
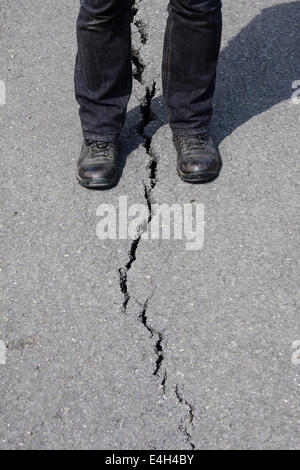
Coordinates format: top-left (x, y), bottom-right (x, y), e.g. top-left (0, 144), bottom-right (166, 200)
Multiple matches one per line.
top-left (118, 237), bottom-right (140, 313)
top-left (139, 299), bottom-right (165, 381)
top-left (118, 1), bottom-right (157, 315)
top-left (175, 385), bottom-right (195, 450)
top-left (117, 110), bottom-right (156, 313)
top-left (119, 0), bottom-right (196, 450)
top-left (118, 0), bottom-right (169, 426)
top-left (134, 19), bottom-right (149, 44)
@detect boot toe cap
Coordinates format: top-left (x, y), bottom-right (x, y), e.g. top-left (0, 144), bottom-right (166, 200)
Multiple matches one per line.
top-left (77, 163), bottom-right (118, 187)
top-left (179, 156), bottom-right (219, 176)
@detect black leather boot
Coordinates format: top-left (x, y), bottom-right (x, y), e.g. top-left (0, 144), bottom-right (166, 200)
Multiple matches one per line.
top-left (173, 132), bottom-right (221, 183)
top-left (77, 139), bottom-right (120, 189)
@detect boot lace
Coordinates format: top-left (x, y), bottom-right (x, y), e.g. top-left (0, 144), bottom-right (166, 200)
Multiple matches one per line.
top-left (181, 132), bottom-right (208, 152)
top-left (85, 140), bottom-right (113, 160)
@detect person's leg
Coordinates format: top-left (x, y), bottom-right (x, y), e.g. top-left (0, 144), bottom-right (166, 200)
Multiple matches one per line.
top-left (162, 0), bottom-right (222, 134)
top-left (162, 0), bottom-right (222, 183)
top-left (75, 0), bottom-right (133, 142)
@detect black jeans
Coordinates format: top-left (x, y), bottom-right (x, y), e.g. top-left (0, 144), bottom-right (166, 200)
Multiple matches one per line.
top-left (75, 0), bottom-right (222, 141)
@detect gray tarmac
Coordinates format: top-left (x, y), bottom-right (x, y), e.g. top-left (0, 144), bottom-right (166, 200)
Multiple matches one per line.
top-left (0, 0), bottom-right (299, 449)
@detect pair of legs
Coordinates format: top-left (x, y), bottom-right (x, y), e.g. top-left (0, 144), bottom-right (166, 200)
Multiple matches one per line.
top-left (75, 0), bottom-right (222, 140)
top-left (75, 0), bottom-right (222, 188)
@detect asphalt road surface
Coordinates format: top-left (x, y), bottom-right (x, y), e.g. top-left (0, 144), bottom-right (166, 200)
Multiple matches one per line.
top-left (0, 0), bottom-right (299, 449)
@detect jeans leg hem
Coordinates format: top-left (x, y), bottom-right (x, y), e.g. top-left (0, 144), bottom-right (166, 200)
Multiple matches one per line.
top-left (83, 132), bottom-right (120, 142)
top-left (171, 125), bottom-right (210, 136)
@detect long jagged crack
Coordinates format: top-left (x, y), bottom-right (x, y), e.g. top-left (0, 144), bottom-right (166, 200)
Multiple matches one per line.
top-left (175, 386), bottom-right (195, 450)
top-left (119, 7), bottom-right (157, 313)
top-left (117, 187), bottom-right (152, 313)
top-left (139, 299), bottom-right (166, 390)
top-left (119, 0), bottom-right (163, 390)
top-left (122, 1), bottom-right (196, 444)
top-left (117, 184), bottom-right (153, 314)
top-left (132, 3), bottom-right (158, 184)
top-left (118, 234), bottom-right (142, 313)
